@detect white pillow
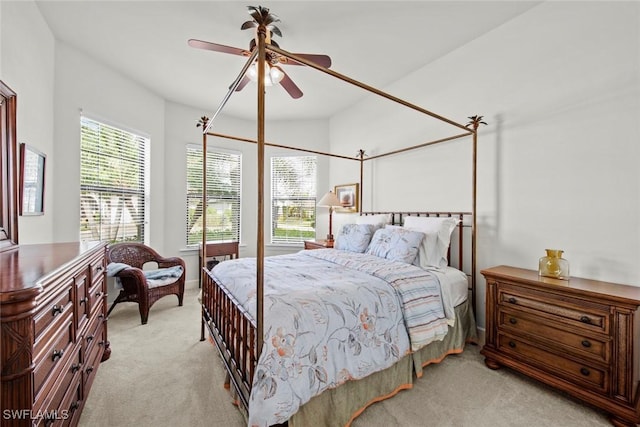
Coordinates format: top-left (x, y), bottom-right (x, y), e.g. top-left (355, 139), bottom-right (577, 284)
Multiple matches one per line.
top-left (356, 214), bottom-right (391, 229)
top-left (402, 216), bottom-right (459, 268)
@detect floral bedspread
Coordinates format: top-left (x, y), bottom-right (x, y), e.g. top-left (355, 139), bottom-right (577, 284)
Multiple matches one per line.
top-left (210, 249), bottom-right (447, 427)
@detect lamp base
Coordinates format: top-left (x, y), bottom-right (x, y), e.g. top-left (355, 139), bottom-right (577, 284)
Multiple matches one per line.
top-left (326, 234), bottom-right (334, 243)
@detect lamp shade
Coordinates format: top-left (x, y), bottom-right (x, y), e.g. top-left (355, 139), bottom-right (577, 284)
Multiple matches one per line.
top-left (317, 191), bottom-right (341, 207)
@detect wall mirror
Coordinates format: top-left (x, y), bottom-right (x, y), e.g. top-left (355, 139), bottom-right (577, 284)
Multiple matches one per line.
top-left (0, 80), bottom-right (19, 251)
top-left (19, 143), bottom-right (46, 215)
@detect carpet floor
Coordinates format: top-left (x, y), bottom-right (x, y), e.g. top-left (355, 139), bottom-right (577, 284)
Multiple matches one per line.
top-left (79, 286), bottom-right (612, 427)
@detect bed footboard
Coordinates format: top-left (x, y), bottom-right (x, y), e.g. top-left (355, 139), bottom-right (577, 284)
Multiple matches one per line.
top-left (202, 270), bottom-right (256, 411)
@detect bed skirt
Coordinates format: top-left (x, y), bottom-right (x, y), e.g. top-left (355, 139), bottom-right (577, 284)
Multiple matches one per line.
top-left (216, 299), bottom-right (476, 427)
top-left (289, 298), bottom-right (477, 427)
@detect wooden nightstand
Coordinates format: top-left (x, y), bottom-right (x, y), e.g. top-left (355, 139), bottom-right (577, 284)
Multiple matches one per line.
top-left (481, 265), bottom-right (640, 427)
top-left (304, 239), bottom-right (334, 250)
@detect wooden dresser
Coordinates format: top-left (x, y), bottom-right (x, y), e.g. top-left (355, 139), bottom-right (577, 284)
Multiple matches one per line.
top-left (1, 242), bottom-right (110, 426)
top-left (481, 265), bottom-right (640, 427)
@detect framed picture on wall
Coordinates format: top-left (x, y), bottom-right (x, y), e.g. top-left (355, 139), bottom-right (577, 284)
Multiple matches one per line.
top-left (19, 143), bottom-right (46, 215)
top-left (334, 183), bottom-right (359, 213)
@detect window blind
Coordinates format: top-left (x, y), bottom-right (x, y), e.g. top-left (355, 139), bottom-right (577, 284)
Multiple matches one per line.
top-left (186, 145), bottom-right (241, 246)
top-left (271, 156), bottom-right (317, 245)
top-left (80, 116), bottom-right (148, 243)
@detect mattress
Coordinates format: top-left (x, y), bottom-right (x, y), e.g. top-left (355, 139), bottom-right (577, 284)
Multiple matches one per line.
top-left (429, 266), bottom-right (469, 326)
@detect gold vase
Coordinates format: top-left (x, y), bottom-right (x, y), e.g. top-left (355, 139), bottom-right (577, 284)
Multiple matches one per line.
top-left (538, 249), bottom-right (570, 280)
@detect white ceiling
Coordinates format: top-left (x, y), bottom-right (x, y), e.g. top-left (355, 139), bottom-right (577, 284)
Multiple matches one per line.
top-left (35, 1), bottom-right (540, 121)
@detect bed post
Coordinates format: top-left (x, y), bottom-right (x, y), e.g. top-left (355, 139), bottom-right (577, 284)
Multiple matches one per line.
top-left (200, 117), bottom-right (209, 341)
top-left (256, 24), bottom-right (267, 355)
top-left (358, 149), bottom-right (365, 214)
top-left (467, 115), bottom-right (486, 317)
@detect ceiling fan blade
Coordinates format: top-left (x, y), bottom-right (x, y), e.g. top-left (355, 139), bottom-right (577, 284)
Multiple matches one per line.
top-left (280, 72), bottom-right (303, 99)
top-left (286, 53), bottom-right (332, 68)
top-left (234, 76), bottom-right (251, 92)
top-left (188, 39), bottom-right (249, 57)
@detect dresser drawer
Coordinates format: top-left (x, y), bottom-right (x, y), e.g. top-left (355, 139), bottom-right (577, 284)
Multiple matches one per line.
top-left (83, 309), bottom-right (105, 362)
top-left (74, 269), bottom-right (90, 332)
top-left (89, 256), bottom-right (105, 288)
top-left (34, 285), bottom-right (73, 339)
top-left (33, 317), bottom-right (74, 397)
top-left (498, 307), bottom-right (610, 363)
top-left (497, 333), bottom-right (609, 394)
top-left (87, 279), bottom-right (105, 317)
top-left (497, 285), bottom-right (609, 334)
top-left (83, 335), bottom-right (104, 391)
top-left (33, 373), bottom-right (82, 427)
top-left (33, 344), bottom-right (81, 420)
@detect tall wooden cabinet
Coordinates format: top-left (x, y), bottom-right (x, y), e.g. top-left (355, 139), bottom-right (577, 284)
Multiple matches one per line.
top-left (481, 265), bottom-right (640, 427)
top-left (1, 241), bottom-right (110, 426)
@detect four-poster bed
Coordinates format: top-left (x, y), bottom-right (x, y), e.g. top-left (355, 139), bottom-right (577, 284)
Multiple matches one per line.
top-left (194, 9), bottom-right (483, 426)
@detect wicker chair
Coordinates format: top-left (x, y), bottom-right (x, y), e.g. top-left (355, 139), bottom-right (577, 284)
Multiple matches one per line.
top-left (106, 243), bottom-right (185, 324)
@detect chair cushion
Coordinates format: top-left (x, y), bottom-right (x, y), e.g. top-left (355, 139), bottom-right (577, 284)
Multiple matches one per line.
top-left (144, 266), bottom-right (184, 289)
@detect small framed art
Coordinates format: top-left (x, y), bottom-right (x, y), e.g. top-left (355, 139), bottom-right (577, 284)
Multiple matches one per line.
top-left (334, 183), bottom-right (359, 213)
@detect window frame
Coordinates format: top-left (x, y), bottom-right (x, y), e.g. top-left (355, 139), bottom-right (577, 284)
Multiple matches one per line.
top-left (185, 144), bottom-right (242, 247)
top-left (79, 115), bottom-right (149, 244)
top-left (270, 155), bottom-right (317, 246)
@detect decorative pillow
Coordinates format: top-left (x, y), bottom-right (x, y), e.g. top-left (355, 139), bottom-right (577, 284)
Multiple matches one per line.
top-left (402, 216), bottom-right (459, 268)
top-left (356, 214), bottom-right (391, 230)
top-left (365, 227), bottom-right (425, 264)
top-left (334, 224), bottom-right (376, 253)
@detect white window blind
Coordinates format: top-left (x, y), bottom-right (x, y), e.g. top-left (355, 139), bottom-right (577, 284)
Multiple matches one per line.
top-left (80, 116), bottom-right (148, 243)
top-left (271, 156), bottom-right (317, 245)
top-left (186, 145), bottom-right (241, 246)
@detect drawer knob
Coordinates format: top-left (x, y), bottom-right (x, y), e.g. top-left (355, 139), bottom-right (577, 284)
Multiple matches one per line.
top-left (79, 297), bottom-right (88, 305)
top-left (580, 316), bottom-right (591, 324)
top-left (71, 363), bottom-right (81, 373)
top-left (95, 291), bottom-right (103, 298)
top-left (96, 266), bottom-right (103, 272)
top-left (581, 340), bottom-right (592, 348)
top-left (52, 349), bottom-right (64, 362)
top-left (508, 297), bottom-right (517, 304)
top-left (51, 305), bottom-right (64, 316)
top-left (86, 366), bottom-right (94, 374)
top-left (508, 341), bottom-right (516, 348)
top-left (70, 400), bottom-right (80, 411)
top-left (580, 367), bottom-right (590, 376)
top-left (509, 317), bottom-right (517, 325)
top-left (87, 334), bottom-right (94, 342)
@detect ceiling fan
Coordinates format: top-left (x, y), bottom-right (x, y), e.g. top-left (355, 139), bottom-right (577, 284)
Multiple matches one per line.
top-left (188, 5), bottom-right (332, 99)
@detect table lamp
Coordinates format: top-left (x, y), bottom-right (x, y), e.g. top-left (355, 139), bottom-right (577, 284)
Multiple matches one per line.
top-left (317, 190), bottom-right (341, 243)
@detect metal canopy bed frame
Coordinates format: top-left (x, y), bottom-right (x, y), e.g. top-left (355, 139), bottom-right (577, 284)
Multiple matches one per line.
top-left (197, 23), bottom-right (482, 425)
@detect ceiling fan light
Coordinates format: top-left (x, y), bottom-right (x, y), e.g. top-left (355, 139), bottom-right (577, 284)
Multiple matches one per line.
top-left (269, 66), bottom-right (284, 84)
top-left (246, 62), bottom-right (283, 87)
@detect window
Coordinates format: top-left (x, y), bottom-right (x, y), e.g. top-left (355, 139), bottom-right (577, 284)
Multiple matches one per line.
top-left (271, 156), bottom-right (317, 245)
top-left (80, 116), bottom-right (149, 243)
top-left (186, 145), bottom-right (241, 246)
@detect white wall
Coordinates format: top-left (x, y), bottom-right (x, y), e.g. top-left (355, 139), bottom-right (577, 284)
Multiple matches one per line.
top-left (330, 1), bottom-right (640, 328)
top-left (52, 43), bottom-right (167, 249)
top-left (1, 1), bottom-right (55, 244)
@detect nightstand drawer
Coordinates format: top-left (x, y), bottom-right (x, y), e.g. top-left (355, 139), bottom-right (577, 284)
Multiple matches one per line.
top-left (498, 286), bottom-right (609, 334)
top-left (497, 333), bottom-right (608, 394)
top-left (498, 307), bottom-right (610, 363)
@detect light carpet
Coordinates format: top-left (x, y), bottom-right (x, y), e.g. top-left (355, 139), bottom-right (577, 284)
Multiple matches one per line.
top-left (79, 286), bottom-right (611, 427)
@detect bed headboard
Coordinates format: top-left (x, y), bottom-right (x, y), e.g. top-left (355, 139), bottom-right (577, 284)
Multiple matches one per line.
top-left (360, 211), bottom-right (474, 297)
